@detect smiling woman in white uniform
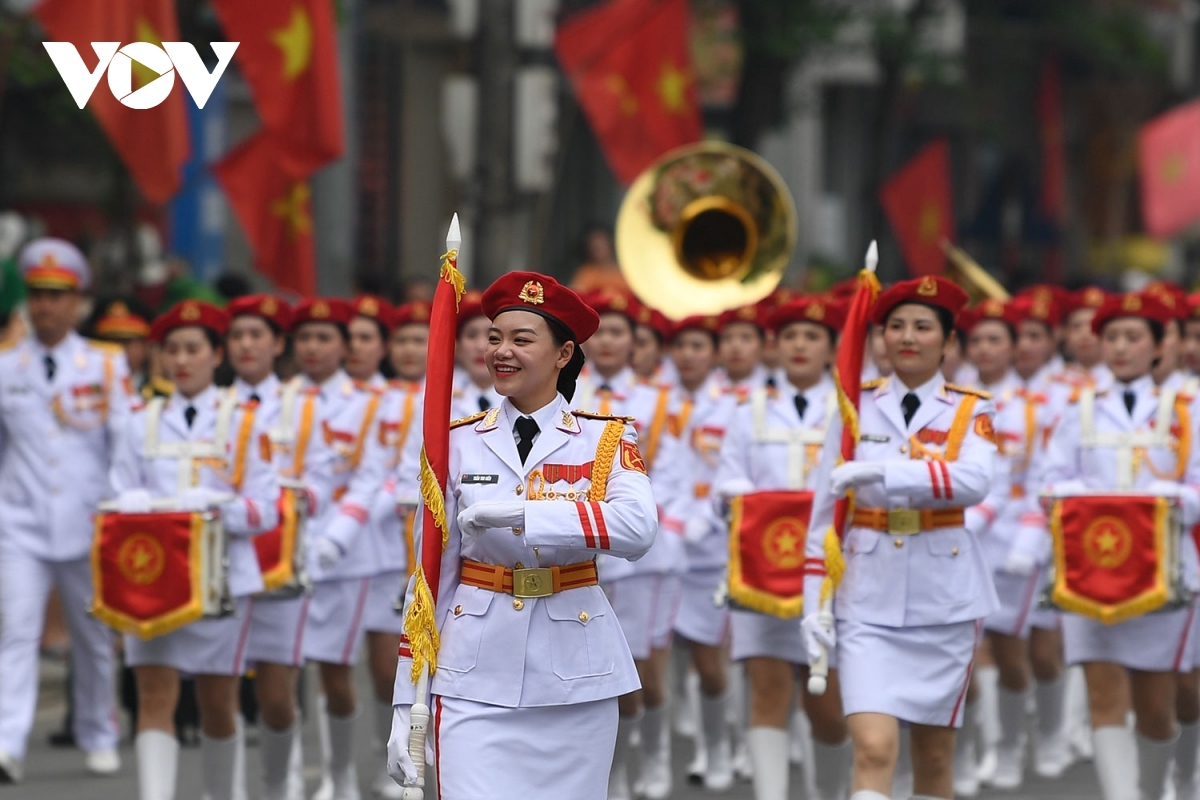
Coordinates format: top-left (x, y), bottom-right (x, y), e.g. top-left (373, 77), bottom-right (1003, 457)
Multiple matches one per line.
top-left (801, 276), bottom-right (999, 800)
top-left (110, 301), bottom-right (279, 800)
top-left (388, 271), bottom-right (658, 800)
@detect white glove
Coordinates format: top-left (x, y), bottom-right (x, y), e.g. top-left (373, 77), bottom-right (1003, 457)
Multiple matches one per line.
top-left (1147, 480), bottom-right (1184, 499)
top-left (314, 538), bottom-right (344, 571)
top-left (385, 704), bottom-right (418, 786)
top-left (177, 487), bottom-right (221, 512)
top-left (716, 478), bottom-right (756, 502)
top-left (830, 462), bottom-right (885, 498)
top-left (456, 502), bottom-right (526, 538)
top-left (115, 489), bottom-right (153, 514)
top-left (683, 516), bottom-right (711, 544)
top-left (964, 507), bottom-right (990, 538)
top-left (1043, 479), bottom-right (1088, 499)
top-left (1003, 551), bottom-right (1038, 577)
top-left (801, 613), bottom-right (836, 663)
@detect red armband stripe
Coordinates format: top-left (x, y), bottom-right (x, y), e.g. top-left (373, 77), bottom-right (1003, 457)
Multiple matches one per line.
top-left (575, 502), bottom-right (596, 548)
top-left (244, 498), bottom-right (260, 529)
top-left (927, 461), bottom-right (942, 499)
top-left (589, 501), bottom-right (610, 550)
top-left (938, 461), bottom-right (953, 500)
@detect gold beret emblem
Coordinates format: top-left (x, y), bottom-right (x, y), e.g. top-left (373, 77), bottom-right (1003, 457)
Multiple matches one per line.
top-left (805, 302), bottom-right (825, 321)
top-left (518, 281), bottom-right (545, 305)
top-left (180, 302), bottom-right (201, 321)
top-left (1122, 294), bottom-right (1142, 313)
top-left (917, 276), bottom-right (938, 297)
top-left (261, 297), bottom-right (278, 315)
top-left (312, 300), bottom-right (331, 319)
top-left (359, 297), bottom-right (379, 316)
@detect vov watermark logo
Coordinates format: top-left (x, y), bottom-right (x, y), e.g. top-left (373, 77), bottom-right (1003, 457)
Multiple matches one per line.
top-left (42, 42), bottom-right (239, 110)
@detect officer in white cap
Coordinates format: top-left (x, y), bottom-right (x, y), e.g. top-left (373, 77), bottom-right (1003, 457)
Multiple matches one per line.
top-left (0, 238), bottom-right (129, 782)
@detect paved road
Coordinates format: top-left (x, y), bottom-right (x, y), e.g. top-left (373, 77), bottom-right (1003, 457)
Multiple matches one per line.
top-left (10, 658), bottom-right (1103, 799)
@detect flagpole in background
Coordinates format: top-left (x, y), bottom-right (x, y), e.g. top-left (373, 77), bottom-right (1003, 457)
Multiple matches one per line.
top-left (400, 214), bottom-right (464, 799)
top-left (809, 240), bottom-right (880, 696)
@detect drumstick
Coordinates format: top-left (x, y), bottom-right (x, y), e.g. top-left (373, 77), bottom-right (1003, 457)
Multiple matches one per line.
top-left (401, 665), bottom-right (430, 800)
top-left (807, 598), bottom-right (834, 695)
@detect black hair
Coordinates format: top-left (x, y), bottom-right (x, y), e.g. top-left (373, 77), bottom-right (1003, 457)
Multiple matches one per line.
top-left (777, 319), bottom-right (837, 347)
top-left (1099, 316), bottom-right (1165, 345)
top-left (163, 325), bottom-right (222, 352)
top-left (600, 311), bottom-right (637, 337)
top-left (672, 329), bottom-right (719, 349)
top-left (969, 318), bottom-right (1017, 345)
top-left (883, 302), bottom-right (955, 341)
top-left (544, 314), bottom-right (586, 402)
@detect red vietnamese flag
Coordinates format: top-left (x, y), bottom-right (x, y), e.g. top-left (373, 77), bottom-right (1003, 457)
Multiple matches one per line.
top-left (555, 0), bottom-right (703, 184)
top-left (879, 140), bottom-right (954, 276)
top-left (35, 0), bottom-right (189, 204)
top-left (1037, 57), bottom-right (1067, 226)
top-left (209, 0), bottom-right (344, 176)
top-left (1139, 100), bottom-right (1200, 238)
top-left (212, 133), bottom-right (317, 296)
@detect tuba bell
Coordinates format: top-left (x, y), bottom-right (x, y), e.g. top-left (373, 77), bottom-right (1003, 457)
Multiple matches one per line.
top-left (615, 142), bottom-right (798, 319)
top-left (941, 240), bottom-right (1010, 302)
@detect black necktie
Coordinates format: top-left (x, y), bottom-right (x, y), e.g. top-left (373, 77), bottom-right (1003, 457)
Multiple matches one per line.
top-left (478, 395), bottom-right (490, 413)
top-left (793, 395), bottom-right (807, 422)
top-left (902, 392), bottom-right (920, 426)
top-left (515, 417), bottom-right (539, 464)
top-left (44, 355), bottom-right (56, 382)
top-left (1123, 389), bottom-right (1136, 417)
top-left (249, 392), bottom-right (261, 404)
top-left (599, 383), bottom-right (613, 394)
top-left (184, 405), bottom-right (197, 429)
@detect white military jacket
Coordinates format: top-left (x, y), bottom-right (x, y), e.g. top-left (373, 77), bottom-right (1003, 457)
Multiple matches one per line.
top-left (109, 385), bottom-right (279, 597)
top-left (0, 331), bottom-right (130, 561)
top-left (802, 374), bottom-right (999, 628)
top-left (394, 393), bottom-right (658, 708)
top-left (368, 376), bottom-right (424, 575)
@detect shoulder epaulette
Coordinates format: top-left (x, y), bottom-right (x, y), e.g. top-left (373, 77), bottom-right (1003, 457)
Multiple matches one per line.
top-left (353, 380), bottom-right (385, 395)
top-left (572, 410), bottom-right (636, 423)
top-left (0, 337), bottom-right (20, 354)
top-left (87, 339), bottom-right (123, 355)
top-left (945, 383), bottom-right (992, 400)
top-left (450, 411), bottom-right (488, 429)
top-left (862, 377), bottom-right (887, 390)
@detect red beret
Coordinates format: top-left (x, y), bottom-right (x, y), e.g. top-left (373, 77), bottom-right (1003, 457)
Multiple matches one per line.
top-left (669, 314), bottom-right (722, 341)
top-left (1063, 286), bottom-right (1111, 317)
top-left (291, 298), bottom-right (354, 331)
top-left (1143, 280), bottom-right (1187, 321)
top-left (870, 276), bottom-right (969, 326)
top-left (633, 303), bottom-right (671, 340)
top-left (150, 300), bottom-right (228, 343)
top-left (481, 271), bottom-right (601, 342)
top-left (392, 301), bottom-right (432, 328)
top-left (1092, 292), bottom-right (1175, 335)
top-left (957, 298), bottom-right (1019, 334)
top-left (827, 278), bottom-right (858, 302)
top-left (768, 297), bottom-right (846, 334)
top-left (718, 304), bottom-right (767, 332)
top-left (94, 300), bottom-right (151, 340)
top-left (583, 289), bottom-right (639, 321)
top-left (352, 295), bottom-right (394, 332)
top-left (1014, 284), bottom-right (1065, 327)
top-left (1188, 293), bottom-right (1200, 322)
top-left (227, 294), bottom-right (292, 331)
top-left (457, 290), bottom-right (486, 332)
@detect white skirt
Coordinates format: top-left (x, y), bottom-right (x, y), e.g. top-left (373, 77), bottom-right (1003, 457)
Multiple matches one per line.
top-left (362, 570), bottom-right (406, 635)
top-left (245, 594), bottom-right (310, 667)
top-left (125, 597), bottom-right (253, 676)
top-left (303, 577), bottom-right (371, 665)
top-left (984, 569), bottom-right (1044, 639)
top-left (674, 568), bottom-right (730, 648)
top-left (731, 610), bottom-right (806, 664)
top-left (837, 617), bottom-right (981, 728)
top-left (432, 695), bottom-right (618, 800)
top-left (1063, 603), bottom-right (1197, 672)
top-left (604, 573), bottom-right (675, 660)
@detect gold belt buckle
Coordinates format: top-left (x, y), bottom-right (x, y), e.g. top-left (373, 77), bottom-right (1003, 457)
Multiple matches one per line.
top-left (513, 568), bottom-right (554, 598)
top-left (887, 509), bottom-right (922, 535)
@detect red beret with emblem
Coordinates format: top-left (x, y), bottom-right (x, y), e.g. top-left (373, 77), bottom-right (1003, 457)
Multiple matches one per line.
top-left (669, 314), bottom-right (722, 341)
top-left (870, 276), bottom-right (969, 326)
top-left (352, 294), bottom-right (394, 332)
top-left (481, 271), bottom-right (601, 342)
top-left (1063, 286), bottom-right (1111, 317)
top-left (1091, 292), bottom-right (1175, 334)
top-left (718, 304), bottom-right (767, 332)
top-left (633, 303), bottom-right (671, 340)
top-left (767, 297), bottom-right (846, 335)
top-left (956, 298), bottom-right (1019, 334)
top-left (1014, 284), bottom-right (1065, 327)
top-left (1143, 280), bottom-right (1187, 321)
top-left (150, 300), bottom-right (228, 343)
top-left (227, 294), bottom-right (292, 332)
top-left (583, 289), bottom-right (639, 322)
top-left (290, 298), bottom-right (354, 331)
top-left (392, 301), bottom-right (432, 328)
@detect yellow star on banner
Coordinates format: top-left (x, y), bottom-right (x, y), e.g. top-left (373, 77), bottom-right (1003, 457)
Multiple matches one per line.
top-left (1163, 153), bottom-right (1186, 186)
top-left (606, 74), bottom-right (638, 116)
top-left (657, 62), bottom-right (690, 113)
top-left (133, 17), bottom-right (164, 90)
top-left (272, 183), bottom-right (313, 239)
top-left (272, 6), bottom-right (314, 82)
top-left (918, 201), bottom-right (942, 243)
top-left (1097, 529), bottom-right (1119, 555)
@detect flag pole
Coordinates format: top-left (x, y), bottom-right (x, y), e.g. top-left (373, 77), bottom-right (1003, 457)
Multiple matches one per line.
top-left (402, 214), bottom-right (463, 799)
top-left (808, 240), bottom-right (879, 697)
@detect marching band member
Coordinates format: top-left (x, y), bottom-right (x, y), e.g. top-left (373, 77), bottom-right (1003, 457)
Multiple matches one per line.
top-left (1183, 295), bottom-right (1200, 377)
top-left (90, 297), bottom-right (155, 392)
top-left (450, 291), bottom-right (501, 419)
top-left (389, 301), bottom-right (431, 392)
top-left (802, 276), bottom-right (999, 800)
top-left (717, 306), bottom-right (770, 398)
top-left (1039, 291), bottom-right (1200, 800)
top-left (1059, 287), bottom-right (1113, 390)
top-left (713, 297), bottom-right (851, 800)
top-left (110, 300), bottom-right (279, 800)
top-left (387, 271), bottom-right (657, 800)
top-left (631, 303), bottom-right (677, 387)
top-left (0, 240), bottom-right (127, 783)
top-left (1016, 285), bottom-right (1067, 380)
top-left (292, 298), bottom-right (389, 800)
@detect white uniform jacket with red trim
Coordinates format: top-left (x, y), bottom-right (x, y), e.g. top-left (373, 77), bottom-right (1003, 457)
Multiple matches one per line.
top-left (801, 374), bottom-right (999, 628)
top-left (394, 393), bottom-right (658, 708)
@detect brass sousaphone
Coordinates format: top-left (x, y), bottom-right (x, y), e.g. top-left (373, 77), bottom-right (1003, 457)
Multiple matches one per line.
top-left (615, 142), bottom-right (798, 319)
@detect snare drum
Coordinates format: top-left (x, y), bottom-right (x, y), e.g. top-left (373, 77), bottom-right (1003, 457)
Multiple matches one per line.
top-left (1047, 493), bottom-right (1188, 624)
top-left (91, 508), bottom-right (232, 640)
top-left (253, 480), bottom-right (310, 598)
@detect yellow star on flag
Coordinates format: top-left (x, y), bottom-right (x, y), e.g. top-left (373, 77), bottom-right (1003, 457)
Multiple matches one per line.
top-left (132, 17), bottom-right (165, 91)
top-left (918, 201), bottom-right (942, 243)
top-left (272, 6), bottom-right (314, 82)
top-left (1097, 529), bottom-right (1119, 554)
top-left (272, 183), bottom-right (313, 239)
top-left (1162, 152), bottom-right (1186, 186)
top-left (657, 62), bottom-right (690, 113)
top-left (132, 544), bottom-right (153, 570)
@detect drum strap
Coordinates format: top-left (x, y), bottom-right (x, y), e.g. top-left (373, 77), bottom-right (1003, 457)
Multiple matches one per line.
top-left (347, 392), bottom-right (382, 470)
top-left (642, 387), bottom-right (671, 470)
top-left (1079, 385), bottom-right (1176, 490)
top-left (271, 377), bottom-right (305, 448)
top-left (750, 388), bottom-right (831, 489)
top-left (144, 390), bottom-right (240, 493)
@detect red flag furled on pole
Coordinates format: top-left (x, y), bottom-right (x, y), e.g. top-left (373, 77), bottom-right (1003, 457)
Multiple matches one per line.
top-left (879, 139), bottom-right (954, 276)
top-left (1037, 57), bottom-right (1067, 226)
top-left (1138, 99), bottom-right (1200, 238)
top-left (209, 0), bottom-right (345, 176)
top-left (555, 0), bottom-right (703, 184)
top-left (35, 0), bottom-right (190, 204)
top-left (211, 132), bottom-right (316, 297)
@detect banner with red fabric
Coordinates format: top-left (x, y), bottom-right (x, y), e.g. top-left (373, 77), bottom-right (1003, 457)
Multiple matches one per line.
top-left (879, 140), bottom-right (954, 276)
top-left (1050, 494), bottom-right (1172, 624)
top-left (1138, 99), bottom-right (1200, 238)
top-left (91, 511), bottom-right (209, 640)
top-left (728, 491), bottom-right (813, 618)
top-left (254, 487), bottom-right (303, 592)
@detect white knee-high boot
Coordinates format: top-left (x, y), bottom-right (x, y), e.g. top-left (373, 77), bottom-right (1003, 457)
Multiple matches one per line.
top-left (136, 730), bottom-right (180, 800)
top-left (200, 732), bottom-right (239, 800)
top-left (812, 737), bottom-right (852, 800)
top-left (327, 712), bottom-right (361, 800)
top-left (608, 713), bottom-right (639, 800)
top-left (1175, 720), bottom-right (1200, 800)
top-left (260, 723), bottom-right (297, 800)
top-left (952, 702), bottom-right (980, 797)
top-left (1138, 730), bottom-right (1178, 800)
top-left (1033, 675), bottom-right (1069, 778)
top-left (974, 665), bottom-right (999, 782)
top-left (1093, 725), bottom-right (1139, 800)
top-left (700, 691), bottom-right (733, 792)
top-left (746, 727), bottom-right (788, 800)
top-left (990, 686), bottom-right (1028, 789)
top-left (639, 704), bottom-right (671, 799)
